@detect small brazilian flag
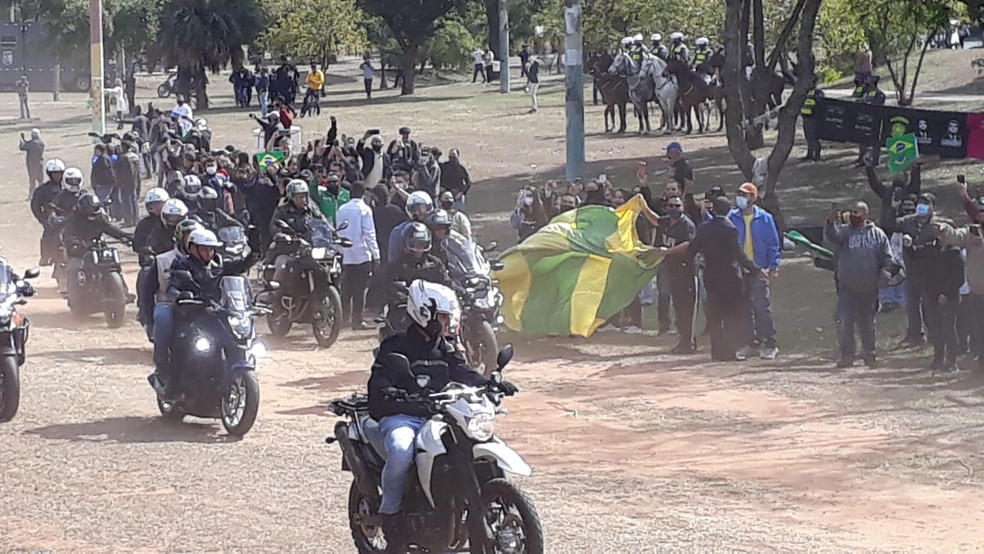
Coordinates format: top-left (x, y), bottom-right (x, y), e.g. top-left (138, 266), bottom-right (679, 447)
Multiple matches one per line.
top-left (255, 150), bottom-right (287, 170)
top-left (494, 195), bottom-right (666, 337)
top-left (886, 132), bottom-right (918, 174)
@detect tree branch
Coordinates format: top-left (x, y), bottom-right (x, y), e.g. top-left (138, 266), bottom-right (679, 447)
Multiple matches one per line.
top-left (766, 0), bottom-right (808, 72)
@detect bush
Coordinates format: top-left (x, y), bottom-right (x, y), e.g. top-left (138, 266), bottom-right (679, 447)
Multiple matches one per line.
top-left (818, 66), bottom-right (843, 84)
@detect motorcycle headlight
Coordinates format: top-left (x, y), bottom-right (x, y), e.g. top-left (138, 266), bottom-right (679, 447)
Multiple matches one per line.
top-left (194, 336), bottom-right (212, 352)
top-left (466, 412), bottom-right (496, 442)
top-left (228, 315), bottom-right (252, 339)
top-left (311, 247), bottom-right (327, 260)
top-left (227, 243), bottom-right (245, 255)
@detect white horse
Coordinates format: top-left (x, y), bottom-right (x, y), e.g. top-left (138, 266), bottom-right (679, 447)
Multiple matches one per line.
top-left (608, 53), bottom-right (678, 134)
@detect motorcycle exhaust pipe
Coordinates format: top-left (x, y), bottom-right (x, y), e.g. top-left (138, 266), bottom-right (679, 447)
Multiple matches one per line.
top-left (333, 421), bottom-right (380, 500)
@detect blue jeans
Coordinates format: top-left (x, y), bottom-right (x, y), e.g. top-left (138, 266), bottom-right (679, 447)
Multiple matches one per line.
top-left (152, 303), bottom-right (174, 372)
top-left (744, 274), bottom-right (777, 348)
top-left (259, 90), bottom-right (269, 116)
top-left (879, 282), bottom-right (906, 305)
top-left (376, 414), bottom-right (427, 514)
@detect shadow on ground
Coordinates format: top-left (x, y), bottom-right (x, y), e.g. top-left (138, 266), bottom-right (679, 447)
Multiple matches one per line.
top-left (26, 416), bottom-right (239, 444)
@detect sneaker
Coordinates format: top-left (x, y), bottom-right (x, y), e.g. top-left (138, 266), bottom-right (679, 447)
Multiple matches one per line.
top-left (759, 346), bottom-right (779, 360)
top-left (623, 325), bottom-right (642, 335)
top-left (598, 324), bottom-right (620, 333)
top-left (735, 345), bottom-right (757, 361)
top-left (670, 343), bottom-right (696, 355)
top-left (836, 358), bottom-right (854, 369)
top-left (861, 354), bottom-right (878, 369)
top-left (657, 326), bottom-right (671, 336)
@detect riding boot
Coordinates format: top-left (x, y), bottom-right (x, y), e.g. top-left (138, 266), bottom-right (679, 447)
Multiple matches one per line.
top-left (381, 513), bottom-right (408, 553)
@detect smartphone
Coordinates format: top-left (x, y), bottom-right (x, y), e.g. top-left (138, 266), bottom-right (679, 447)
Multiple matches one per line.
top-left (599, 173), bottom-right (607, 183)
top-left (958, 174), bottom-right (966, 184)
top-left (366, 129), bottom-right (380, 136)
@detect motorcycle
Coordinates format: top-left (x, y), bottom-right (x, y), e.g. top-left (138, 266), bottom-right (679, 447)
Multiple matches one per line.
top-left (327, 345), bottom-right (543, 554)
top-left (0, 262), bottom-right (39, 422)
top-left (446, 236), bottom-right (505, 377)
top-left (261, 217), bottom-right (351, 347)
top-left (65, 238), bottom-right (131, 328)
top-left (217, 226), bottom-right (252, 267)
top-left (152, 273), bottom-right (274, 436)
top-left (157, 72), bottom-right (177, 98)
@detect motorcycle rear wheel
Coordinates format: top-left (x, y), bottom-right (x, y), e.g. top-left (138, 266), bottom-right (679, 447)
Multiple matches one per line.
top-left (157, 84), bottom-right (172, 98)
top-left (104, 273), bottom-right (127, 329)
top-left (0, 355), bottom-right (21, 422)
top-left (221, 370), bottom-right (259, 436)
top-left (266, 302), bottom-right (293, 338)
top-left (312, 286), bottom-right (343, 348)
top-left (348, 481), bottom-right (389, 553)
top-left (476, 478), bottom-right (544, 554)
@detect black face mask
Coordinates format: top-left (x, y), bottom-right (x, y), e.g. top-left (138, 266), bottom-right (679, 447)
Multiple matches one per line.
top-left (372, 144), bottom-right (382, 152)
top-left (424, 319), bottom-right (443, 339)
top-left (440, 201), bottom-right (454, 210)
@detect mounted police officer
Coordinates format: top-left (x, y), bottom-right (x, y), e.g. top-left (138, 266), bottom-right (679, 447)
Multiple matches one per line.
top-left (651, 33), bottom-right (668, 60)
top-left (668, 32), bottom-right (689, 63)
top-left (629, 33), bottom-right (647, 65)
top-left (692, 37), bottom-right (713, 76)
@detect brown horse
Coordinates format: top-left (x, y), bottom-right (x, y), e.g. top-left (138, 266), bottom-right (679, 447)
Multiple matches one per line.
top-left (587, 53), bottom-right (629, 133)
top-left (663, 60), bottom-right (722, 134)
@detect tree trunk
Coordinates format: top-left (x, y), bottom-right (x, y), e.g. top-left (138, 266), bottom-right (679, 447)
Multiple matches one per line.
top-left (485, 0), bottom-right (501, 55)
top-left (401, 44), bottom-right (419, 95)
top-left (380, 61), bottom-right (389, 90)
top-left (724, 0), bottom-right (755, 178)
top-left (907, 31), bottom-right (933, 106)
top-left (53, 61), bottom-right (61, 101)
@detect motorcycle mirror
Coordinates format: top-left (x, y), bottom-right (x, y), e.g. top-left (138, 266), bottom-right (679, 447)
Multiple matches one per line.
top-left (384, 353), bottom-right (413, 378)
top-left (496, 345), bottom-right (514, 370)
top-left (486, 241), bottom-right (498, 252)
top-left (23, 267), bottom-right (41, 279)
top-left (337, 221), bottom-right (350, 231)
top-left (490, 262), bottom-right (505, 272)
top-left (338, 238), bottom-right (354, 248)
top-left (275, 220), bottom-right (292, 231)
top-left (415, 374), bottom-right (431, 389)
top-left (265, 280), bottom-right (281, 292)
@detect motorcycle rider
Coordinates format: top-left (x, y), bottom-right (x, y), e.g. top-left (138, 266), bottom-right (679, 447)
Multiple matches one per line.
top-left (196, 186), bottom-right (242, 231)
top-left (30, 158), bottom-right (67, 267)
top-left (133, 188), bottom-right (172, 258)
top-left (387, 190), bottom-right (434, 267)
top-left (367, 279), bottom-right (517, 547)
top-left (391, 222), bottom-right (449, 286)
top-left (651, 33), bottom-right (668, 60)
top-left (268, 179), bottom-right (330, 283)
top-left (60, 192), bottom-right (132, 308)
top-left (426, 209), bottom-right (455, 265)
top-left (140, 218), bottom-right (201, 345)
top-left (173, 174), bottom-right (204, 214)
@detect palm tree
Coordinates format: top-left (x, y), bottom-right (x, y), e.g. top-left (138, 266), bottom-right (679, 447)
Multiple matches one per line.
top-left (156, 0), bottom-right (260, 109)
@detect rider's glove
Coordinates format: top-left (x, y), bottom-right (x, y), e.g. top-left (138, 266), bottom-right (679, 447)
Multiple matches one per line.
top-left (18, 282), bottom-right (35, 297)
top-left (493, 380), bottom-right (519, 396)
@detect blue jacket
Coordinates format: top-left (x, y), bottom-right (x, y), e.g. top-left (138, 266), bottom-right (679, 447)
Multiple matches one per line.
top-left (728, 206), bottom-right (781, 271)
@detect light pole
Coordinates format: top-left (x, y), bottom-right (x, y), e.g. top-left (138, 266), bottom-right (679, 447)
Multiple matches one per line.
top-left (89, 0), bottom-right (105, 135)
top-left (564, 0), bottom-right (584, 181)
top-left (498, 0), bottom-right (509, 93)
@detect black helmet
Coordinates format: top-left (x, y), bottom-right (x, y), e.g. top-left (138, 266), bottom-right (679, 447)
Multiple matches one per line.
top-left (78, 192), bottom-right (104, 219)
top-left (428, 209), bottom-right (452, 228)
top-left (199, 186), bottom-right (220, 212)
top-left (405, 222), bottom-right (432, 254)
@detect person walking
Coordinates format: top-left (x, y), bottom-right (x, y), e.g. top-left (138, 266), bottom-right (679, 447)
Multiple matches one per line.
top-left (114, 141), bottom-right (143, 226)
top-left (15, 74), bottom-right (30, 120)
top-left (519, 44), bottom-right (530, 78)
top-left (256, 67), bottom-right (271, 116)
top-left (90, 143), bottom-right (117, 206)
top-left (825, 201), bottom-right (896, 368)
top-left (687, 196), bottom-right (762, 361)
top-left (729, 183), bottom-right (781, 360)
top-left (301, 63), bottom-right (324, 118)
top-left (359, 57), bottom-right (375, 100)
top-left (336, 182), bottom-right (381, 330)
top-left (526, 58), bottom-right (541, 113)
top-left (938, 221), bottom-right (984, 370)
top-left (471, 48), bottom-right (486, 83)
top-left (19, 128), bottom-right (45, 198)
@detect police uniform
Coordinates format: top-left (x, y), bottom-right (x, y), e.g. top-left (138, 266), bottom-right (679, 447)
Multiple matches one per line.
top-left (800, 88), bottom-right (824, 161)
top-left (692, 48), bottom-right (711, 74)
top-left (653, 42), bottom-right (668, 60)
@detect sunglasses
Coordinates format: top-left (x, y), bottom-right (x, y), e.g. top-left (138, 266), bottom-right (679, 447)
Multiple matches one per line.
top-left (666, 204), bottom-right (683, 209)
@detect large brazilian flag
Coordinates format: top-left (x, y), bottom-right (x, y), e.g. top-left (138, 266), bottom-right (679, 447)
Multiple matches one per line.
top-left (495, 194), bottom-right (666, 337)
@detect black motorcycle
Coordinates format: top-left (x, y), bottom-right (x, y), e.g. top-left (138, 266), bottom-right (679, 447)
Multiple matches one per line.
top-left (157, 72), bottom-right (177, 98)
top-left (217, 225), bottom-right (252, 267)
top-left (153, 274), bottom-right (274, 436)
top-left (65, 238), bottom-right (131, 328)
top-left (0, 262), bottom-right (39, 422)
top-left (262, 217), bottom-right (351, 347)
top-left (446, 236), bottom-right (505, 377)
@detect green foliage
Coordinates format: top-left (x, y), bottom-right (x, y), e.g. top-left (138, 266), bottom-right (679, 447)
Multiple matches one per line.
top-left (258, 0), bottom-right (364, 66)
top-left (420, 18), bottom-right (478, 70)
top-left (156, 0), bottom-right (261, 71)
top-left (107, 0), bottom-right (163, 57)
top-left (24, 0), bottom-right (94, 63)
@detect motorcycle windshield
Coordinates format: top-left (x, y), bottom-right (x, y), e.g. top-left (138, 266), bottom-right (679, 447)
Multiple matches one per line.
top-left (445, 233), bottom-right (491, 280)
top-left (217, 226), bottom-right (245, 244)
top-left (0, 259), bottom-right (14, 299)
top-left (307, 216), bottom-right (335, 248)
top-left (220, 275), bottom-right (250, 313)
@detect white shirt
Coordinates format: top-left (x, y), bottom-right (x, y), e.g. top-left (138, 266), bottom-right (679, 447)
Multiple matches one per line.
top-left (172, 103), bottom-right (193, 134)
top-left (107, 85), bottom-right (128, 114)
top-left (472, 50), bottom-right (485, 64)
top-left (360, 62), bottom-right (375, 80)
top-left (336, 198), bottom-right (380, 265)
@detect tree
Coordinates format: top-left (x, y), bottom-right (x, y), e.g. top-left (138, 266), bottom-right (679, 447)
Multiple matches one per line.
top-left (156, 0), bottom-right (261, 109)
top-left (358, 0), bottom-right (464, 94)
top-left (722, 0), bottom-right (824, 230)
top-left (259, 0), bottom-right (364, 70)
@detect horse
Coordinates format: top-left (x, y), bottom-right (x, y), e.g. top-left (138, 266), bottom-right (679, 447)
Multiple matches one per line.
top-left (663, 60), bottom-right (722, 134)
top-left (608, 53), bottom-right (677, 134)
top-left (587, 53), bottom-right (629, 133)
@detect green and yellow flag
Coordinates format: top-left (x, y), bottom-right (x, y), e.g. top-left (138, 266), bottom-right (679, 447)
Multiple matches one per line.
top-left (255, 150), bottom-right (287, 170)
top-left (494, 195), bottom-right (666, 337)
top-left (886, 132), bottom-right (919, 174)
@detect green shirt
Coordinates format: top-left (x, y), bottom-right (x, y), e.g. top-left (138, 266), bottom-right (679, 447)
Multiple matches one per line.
top-left (310, 185), bottom-right (349, 224)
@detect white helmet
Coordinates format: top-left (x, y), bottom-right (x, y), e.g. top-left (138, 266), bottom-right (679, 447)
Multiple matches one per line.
top-left (144, 187), bottom-right (169, 206)
top-left (633, 33), bottom-right (643, 42)
top-left (45, 158), bottom-right (66, 174)
top-left (195, 118), bottom-right (208, 131)
top-left (670, 32), bottom-right (684, 41)
top-left (620, 37), bottom-right (633, 46)
top-left (160, 198), bottom-right (189, 226)
top-left (63, 167), bottom-right (84, 191)
top-left (651, 33), bottom-right (662, 42)
top-left (696, 37), bottom-right (709, 46)
top-left (406, 279), bottom-right (461, 333)
top-left (187, 228), bottom-right (223, 249)
top-left (180, 174), bottom-right (203, 197)
top-left (405, 190), bottom-right (434, 220)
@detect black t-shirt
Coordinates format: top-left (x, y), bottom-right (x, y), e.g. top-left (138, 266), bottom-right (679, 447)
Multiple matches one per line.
top-left (671, 159), bottom-right (694, 190)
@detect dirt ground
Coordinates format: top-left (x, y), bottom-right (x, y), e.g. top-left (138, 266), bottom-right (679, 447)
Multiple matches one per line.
top-left (1, 55), bottom-right (984, 552)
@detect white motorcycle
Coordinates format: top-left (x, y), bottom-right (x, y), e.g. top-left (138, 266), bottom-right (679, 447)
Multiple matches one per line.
top-left (327, 345), bottom-right (544, 553)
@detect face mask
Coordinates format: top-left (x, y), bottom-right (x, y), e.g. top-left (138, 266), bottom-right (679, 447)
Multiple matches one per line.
top-left (523, 196), bottom-right (534, 206)
top-left (849, 215), bottom-right (865, 227)
top-left (916, 204), bottom-right (931, 217)
top-left (372, 144), bottom-right (382, 152)
top-left (441, 201), bottom-right (454, 210)
top-left (736, 196), bottom-right (749, 210)
top-left (205, 166), bottom-right (217, 175)
top-left (668, 208), bottom-right (683, 219)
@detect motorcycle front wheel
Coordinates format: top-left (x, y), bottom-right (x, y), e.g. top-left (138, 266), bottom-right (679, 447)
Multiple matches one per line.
top-left (475, 478), bottom-right (544, 554)
top-left (266, 301), bottom-right (293, 338)
top-left (467, 320), bottom-right (499, 378)
top-left (156, 394), bottom-right (186, 422)
top-left (0, 355), bottom-right (21, 422)
top-left (312, 286), bottom-right (342, 348)
top-left (104, 273), bottom-right (127, 329)
top-left (348, 481), bottom-right (389, 553)
top-left (221, 370), bottom-right (259, 436)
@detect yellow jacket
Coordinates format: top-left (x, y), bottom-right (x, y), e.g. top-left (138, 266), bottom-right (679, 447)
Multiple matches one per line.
top-left (306, 70), bottom-right (325, 90)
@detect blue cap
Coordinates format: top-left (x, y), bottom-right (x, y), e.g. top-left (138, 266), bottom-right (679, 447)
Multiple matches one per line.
top-left (665, 142), bottom-right (683, 152)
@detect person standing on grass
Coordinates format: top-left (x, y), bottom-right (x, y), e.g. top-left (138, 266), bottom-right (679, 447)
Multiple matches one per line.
top-left (15, 74), bottom-right (30, 120)
top-left (519, 44), bottom-right (530, 78)
top-left (729, 183), bottom-right (781, 361)
top-left (937, 220), bottom-right (984, 371)
top-left (824, 201), bottom-right (896, 369)
top-left (657, 195), bottom-right (698, 353)
top-left (256, 67), bottom-right (271, 116)
top-left (19, 129), bottom-right (45, 198)
top-left (471, 48), bottom-right (486, 83)
top-left (337, 181), bottom-right (380, 330)
top-left (483, 48), bottom-right (495, 83)
top-left (526, 58), bottom-right (541, 113)
top-left (360, 57), bottom-right (375, 100)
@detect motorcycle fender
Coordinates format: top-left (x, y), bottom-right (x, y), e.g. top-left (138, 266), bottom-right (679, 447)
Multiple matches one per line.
top-left (415, 419), bottom-right (448, 508)
top-left (472, 437), bottom-right (532, 477)
top-left (223, 360), bottom-right (255, 389)
top-left (0, 333), bottom-right (16, 356)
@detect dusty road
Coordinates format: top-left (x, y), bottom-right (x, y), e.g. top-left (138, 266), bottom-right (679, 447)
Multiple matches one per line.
top-left (1, 71), bottom-right (983, 552)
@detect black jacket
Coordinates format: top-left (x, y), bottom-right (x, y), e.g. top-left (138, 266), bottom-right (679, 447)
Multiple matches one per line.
top-left (90, 155), bottom-right (116, 188)
top-left (61, 212), bottom-right (130, 257)
top-left (367, 325), bottom-right (488, 420)
top-left (30, 181), bottom-right (63, 226)
top-left (270, 201), bottom-right (326, 239)
top-left (686, 216), bottom-right (759, 286)
top-left (439, 161), bottom-right (471, 197)
top-left (133, 217), bottom-right (173, 257)
top-left (166, 253), bottom-right (256, 305)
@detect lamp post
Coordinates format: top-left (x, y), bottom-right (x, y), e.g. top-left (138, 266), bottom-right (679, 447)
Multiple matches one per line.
top-left (89, 0), bottom-right (105, 135)
top-left (563, 0), bottom-right (584, 181)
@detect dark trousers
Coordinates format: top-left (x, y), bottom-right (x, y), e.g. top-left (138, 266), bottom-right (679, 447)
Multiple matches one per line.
top-left (472, 63), bottom-right (486, 83)
top-left (836, 287), bottom-right (878, 361)
top-left (904, 267), bottom-right (929, 341)
top-left (301, 89), bottom-right (321, 117)
top-left (925, 292), bottom-right (959, 363)
top-left (670, 270), bottom-right (697, 348)
top-left (704, 273), bottom-right (745, 360)
top-left (617, 296), bottom-right (642, 328)
top-left (341, 262), bottom-right (372, 328)
top-left (656, 264), bottom-right (672, 331)
top-left (803, 116), bottom-right (821, 159)
top-left (964, 293), bottom-right (984, 359)
top-left (957, 293), bottom-right (973, 351)
top-left (364, 78), bottom-right (373, 99)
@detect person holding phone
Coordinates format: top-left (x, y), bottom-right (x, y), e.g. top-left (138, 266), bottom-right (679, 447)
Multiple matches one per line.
top-left (19, 128), bottom-right (45, 198)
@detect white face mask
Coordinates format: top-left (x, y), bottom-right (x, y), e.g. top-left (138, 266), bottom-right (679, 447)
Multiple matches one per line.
top-left (736, 196), bottom-right (749, 210)
top-left (523, 196), bottom-right (534, 206)
top-left (205, 166), bottom-right (217, 175)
